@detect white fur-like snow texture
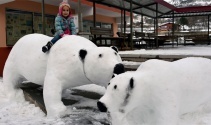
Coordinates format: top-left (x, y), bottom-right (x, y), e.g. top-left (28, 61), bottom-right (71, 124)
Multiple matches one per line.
top-left (99, 57), bottom-right (211, 125)
top-left (3, 33), bottom-right (123, 117)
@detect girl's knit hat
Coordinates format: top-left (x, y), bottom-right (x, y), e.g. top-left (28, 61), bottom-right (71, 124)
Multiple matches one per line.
top-left (59, 0), bottom-right (70, 9)
top-left (59, 0), bottom-right (71, 16)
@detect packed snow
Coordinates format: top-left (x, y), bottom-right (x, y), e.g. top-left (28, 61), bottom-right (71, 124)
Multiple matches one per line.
top-left (1, 46), bottom-right (211, 125)
top-left (99, 57), bottom-right (211, 125)
top-left (2, 34), bottom-right (124, 118)
top-left (0, 78), bottom-right (109, 125)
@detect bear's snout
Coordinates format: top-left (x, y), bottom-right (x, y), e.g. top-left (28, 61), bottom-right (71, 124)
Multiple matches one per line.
top-left (97, 101), bottom-right (107, 112)
top-left (113, 63), bottom-right (125, 75)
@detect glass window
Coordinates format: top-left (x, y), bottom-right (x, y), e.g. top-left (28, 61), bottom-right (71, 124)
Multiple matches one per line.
top-left (83, 20), bottom-right (112, 32)
top-left (6, 9), bottom-right (33, 46)
top-left (83, 20), bottom-right (92, 32)
top-left (6, 9), bottom-right (55, 46)
top-left (101, 23), bottom-right (112, 29)
top-left (33, 13), bottom-right (55, 36)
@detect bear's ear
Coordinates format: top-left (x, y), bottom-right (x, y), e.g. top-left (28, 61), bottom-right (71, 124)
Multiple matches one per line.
top-left (79, 49), bottom-right (87, 62)
top-left (111, 46), bottom-right (118, 53)
top-left (129, 77), bottom-right (134, 89)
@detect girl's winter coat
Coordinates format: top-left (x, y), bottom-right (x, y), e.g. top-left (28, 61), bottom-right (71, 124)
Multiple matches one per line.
top-left (54, 14), bottom-right (76, 36)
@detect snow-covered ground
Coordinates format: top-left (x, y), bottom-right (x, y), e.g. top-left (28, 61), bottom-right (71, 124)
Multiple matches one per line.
top-left (0, 78), bottom-right (109, 125)
top-left (1, 45), bottom-right (211, 125)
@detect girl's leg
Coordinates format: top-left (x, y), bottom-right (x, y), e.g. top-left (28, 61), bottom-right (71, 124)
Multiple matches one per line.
top-left (42, 35), bottom-right (61, 53)
top-left (51, 34), bottom-right (61, 44)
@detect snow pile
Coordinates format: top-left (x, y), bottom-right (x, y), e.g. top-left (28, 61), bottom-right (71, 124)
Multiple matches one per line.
top-left (0, 77), bottom-right (110, 125)
top-left (99, 57), bottom-right (211, 125)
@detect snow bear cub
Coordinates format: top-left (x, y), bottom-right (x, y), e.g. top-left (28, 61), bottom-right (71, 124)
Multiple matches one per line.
top-left (98, 57), bottom-right (211, 125)
top-left (3, 34), bottom-right (124, 118)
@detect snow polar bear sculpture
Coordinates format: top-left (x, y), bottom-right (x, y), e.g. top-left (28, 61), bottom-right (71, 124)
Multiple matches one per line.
top-left (3, 34), bottom-right (125, 117)
top-left (98, 57), bottom-right (211, 125)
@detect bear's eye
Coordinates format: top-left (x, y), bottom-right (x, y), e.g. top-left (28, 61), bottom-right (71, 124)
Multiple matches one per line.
top-left (108, 83), bottom-right (110, 86)
top-left (114, 85), bottom-right (117, 89)
top-left (99, 54), bottom-right (102, 58)
top-left (114, 52), bottom-right (117, 55)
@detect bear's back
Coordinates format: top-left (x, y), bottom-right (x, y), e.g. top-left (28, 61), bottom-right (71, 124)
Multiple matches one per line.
top-left (50, 35), bottom-right (96, 54)
top-left (4, 34), bottom-right (97, 85)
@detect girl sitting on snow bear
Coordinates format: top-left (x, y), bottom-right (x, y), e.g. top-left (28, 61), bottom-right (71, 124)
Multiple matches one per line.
top-left (42, 0), bottom-right (76, 53)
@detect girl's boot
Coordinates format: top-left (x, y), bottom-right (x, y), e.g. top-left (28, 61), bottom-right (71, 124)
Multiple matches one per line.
top-left (42, 42), bottom-right (53, 53)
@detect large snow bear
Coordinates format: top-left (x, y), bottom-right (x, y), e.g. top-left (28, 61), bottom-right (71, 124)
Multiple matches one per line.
top-left (3, 34), bottom-right (124, 117)
top-left (98, 57), bottom-right (211, 125)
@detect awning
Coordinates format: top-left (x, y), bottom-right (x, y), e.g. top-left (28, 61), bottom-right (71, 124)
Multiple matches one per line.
top-left (87, 0), bottom-right (211, 18)
top-left (87, 0), bottom-right (176, 18)
top-left (160, 5), bottom-right (211, 18)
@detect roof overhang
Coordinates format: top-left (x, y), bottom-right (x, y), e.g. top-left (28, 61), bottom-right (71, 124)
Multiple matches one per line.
top-left (87, 0), bottom-right (211, 19)
top-left (87, 0), bottom-right (175, 18)
top-left (175, 6), bottom-right (211, 13)
top-left (160, 5), bottom-right (211, 18)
